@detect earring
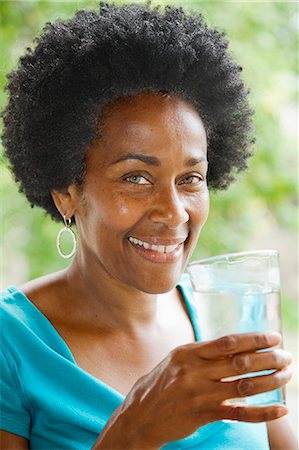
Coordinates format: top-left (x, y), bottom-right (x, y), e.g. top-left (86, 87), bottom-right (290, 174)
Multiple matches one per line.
top-left (56, 216), bottom-right (77, 259)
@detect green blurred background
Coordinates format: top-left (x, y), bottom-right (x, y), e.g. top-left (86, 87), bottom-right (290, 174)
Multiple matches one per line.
top-left (1, 0), bottom-right (297, 323)
top-left (0, 0), bottom-right (298, 435)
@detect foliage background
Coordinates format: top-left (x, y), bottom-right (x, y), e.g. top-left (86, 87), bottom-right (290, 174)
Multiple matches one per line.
top-left (0, 0), bottom-right (298, 435)
top-left (1, 0), bottom-right (297, 322)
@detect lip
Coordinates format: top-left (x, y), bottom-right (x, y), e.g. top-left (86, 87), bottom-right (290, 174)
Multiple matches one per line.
top-left (127, 235), bottom-right (187, 264)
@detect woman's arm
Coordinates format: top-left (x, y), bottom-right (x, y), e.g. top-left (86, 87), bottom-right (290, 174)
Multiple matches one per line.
top-left (267, 416), bottom-right (298, 450)
top-left (0, 430), bottom-right (29, 450)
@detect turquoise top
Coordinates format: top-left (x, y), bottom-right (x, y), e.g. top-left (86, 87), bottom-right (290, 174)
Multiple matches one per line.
top-left (0, 274), bottom-right (270, 449)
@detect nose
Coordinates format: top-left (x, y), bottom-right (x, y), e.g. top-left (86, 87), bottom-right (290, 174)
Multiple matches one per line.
top-left (149, 186), bottom-right (189, 229)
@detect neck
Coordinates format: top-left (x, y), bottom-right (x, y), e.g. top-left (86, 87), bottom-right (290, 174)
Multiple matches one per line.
top-left (64, 249), bottom-right (177, 334)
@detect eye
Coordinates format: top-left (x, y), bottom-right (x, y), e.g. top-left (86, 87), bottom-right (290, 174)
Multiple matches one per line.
top-left (179, 175), bottom-right (204, 185)
top-left (125, 175), bottom-right (151, 185)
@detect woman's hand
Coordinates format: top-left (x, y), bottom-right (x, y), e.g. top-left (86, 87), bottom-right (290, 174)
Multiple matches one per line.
top-left (92, 332), bottom-right (292, 449)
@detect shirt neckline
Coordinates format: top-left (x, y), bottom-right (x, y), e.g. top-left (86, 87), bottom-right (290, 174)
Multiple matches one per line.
top-left (6, 280), bottom-right (199, 400)
top-left (4, 284), bottom-right (227, 447)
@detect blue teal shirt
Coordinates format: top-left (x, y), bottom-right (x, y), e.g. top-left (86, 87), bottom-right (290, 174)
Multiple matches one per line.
top-left (0, 275), bottom-right (270, 449)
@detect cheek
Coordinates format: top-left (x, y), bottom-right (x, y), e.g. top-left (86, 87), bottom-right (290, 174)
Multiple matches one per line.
top-left (119, 202), bottom-right (129, 215)
top-left (75, 189), bottom-right (122, 236)
top-left (94, 192), bottom-right (146, 233)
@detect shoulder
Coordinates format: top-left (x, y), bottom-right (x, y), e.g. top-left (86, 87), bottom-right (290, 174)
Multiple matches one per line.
top-left (1, 270), bottom-right (67, 345)
top-left (17, 270), bottom-right (69, 318)
top-left (20, 270), bottom-right (66, 303)
top-left (0, 286), bottom-right (26, 324)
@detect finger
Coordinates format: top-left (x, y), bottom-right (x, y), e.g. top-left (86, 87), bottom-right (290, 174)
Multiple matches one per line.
top-left (208, 349), bottom-right (292, 380)
top-left (219, 403), bottom-right (288, 423)
top-left (194, 332), bottom-right (281, 360)
top-left (222, 366), bottom-right (292, 399)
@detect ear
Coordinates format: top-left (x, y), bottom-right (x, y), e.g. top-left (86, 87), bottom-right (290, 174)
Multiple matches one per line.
top-left (51, 188), bottom-right (76, 220)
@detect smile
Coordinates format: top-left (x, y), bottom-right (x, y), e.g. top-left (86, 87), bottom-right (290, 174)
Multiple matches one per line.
top-left (127, 236), bottom-right (187, 264)
top-left (128, 236), bottom-right (183, 254)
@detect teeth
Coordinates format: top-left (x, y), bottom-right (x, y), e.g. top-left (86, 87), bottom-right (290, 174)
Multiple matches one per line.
top-left (165, 245), bottom-right (178, 253)
top-left (128, 237), bottom-right (180, 254)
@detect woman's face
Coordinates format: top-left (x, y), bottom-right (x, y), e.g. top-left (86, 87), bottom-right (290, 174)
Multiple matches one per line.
top-left (73, 92), bottom-right (209, 293)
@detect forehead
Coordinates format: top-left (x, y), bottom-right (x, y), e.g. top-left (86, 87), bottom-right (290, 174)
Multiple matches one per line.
top-left (98, 91), bottom-right (206, 143)
top-left (85, 91), bottom-right (207, 169)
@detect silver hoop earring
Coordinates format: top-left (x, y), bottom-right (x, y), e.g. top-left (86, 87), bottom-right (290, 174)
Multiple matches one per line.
top-left (56, 216), bottom-right (77, 259)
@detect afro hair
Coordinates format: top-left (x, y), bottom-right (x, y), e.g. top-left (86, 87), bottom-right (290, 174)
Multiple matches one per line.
top-left (2, 2), bottom-right (254, 221)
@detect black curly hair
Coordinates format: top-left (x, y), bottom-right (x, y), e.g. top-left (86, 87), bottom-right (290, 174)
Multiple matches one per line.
top-left (2, 2), bottom-right (254, 222)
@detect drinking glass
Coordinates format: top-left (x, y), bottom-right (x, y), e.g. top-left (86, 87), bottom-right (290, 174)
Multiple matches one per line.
top-left (187, 250), bottom-right (285, 406)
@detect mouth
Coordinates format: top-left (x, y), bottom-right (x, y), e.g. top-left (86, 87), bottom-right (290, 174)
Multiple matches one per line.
top-left (128, 235), bottom-right (188, 263)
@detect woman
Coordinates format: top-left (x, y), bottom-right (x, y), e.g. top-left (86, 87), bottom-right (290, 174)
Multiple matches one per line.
top-left (0, 3), bottom-right (296, 449)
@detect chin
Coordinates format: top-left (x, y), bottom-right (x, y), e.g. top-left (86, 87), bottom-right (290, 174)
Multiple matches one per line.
top-left (131, 268), bottom-right (185, 294)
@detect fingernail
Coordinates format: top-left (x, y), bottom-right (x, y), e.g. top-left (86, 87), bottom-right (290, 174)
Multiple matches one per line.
top-left (276, 407), bottom-right (287, 416)
top-left (268, 332), bottom-right (281, 344)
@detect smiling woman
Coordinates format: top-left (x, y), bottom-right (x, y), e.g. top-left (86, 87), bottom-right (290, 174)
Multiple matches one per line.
top-left (0, 2), bottom-right (296, 450)
top-left (61, 92), bottom-right (209, 293)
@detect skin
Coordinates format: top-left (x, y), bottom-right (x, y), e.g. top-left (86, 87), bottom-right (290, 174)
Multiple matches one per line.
top-left (0, 92), bottom-right (297, 450)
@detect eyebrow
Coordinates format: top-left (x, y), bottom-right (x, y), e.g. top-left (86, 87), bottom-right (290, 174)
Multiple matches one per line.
top-left (111, 153), bottom-right (208, 167)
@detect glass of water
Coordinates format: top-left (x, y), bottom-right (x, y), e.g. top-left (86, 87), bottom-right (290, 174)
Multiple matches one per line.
top-left (187, 250), bottom-right (285, 406)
